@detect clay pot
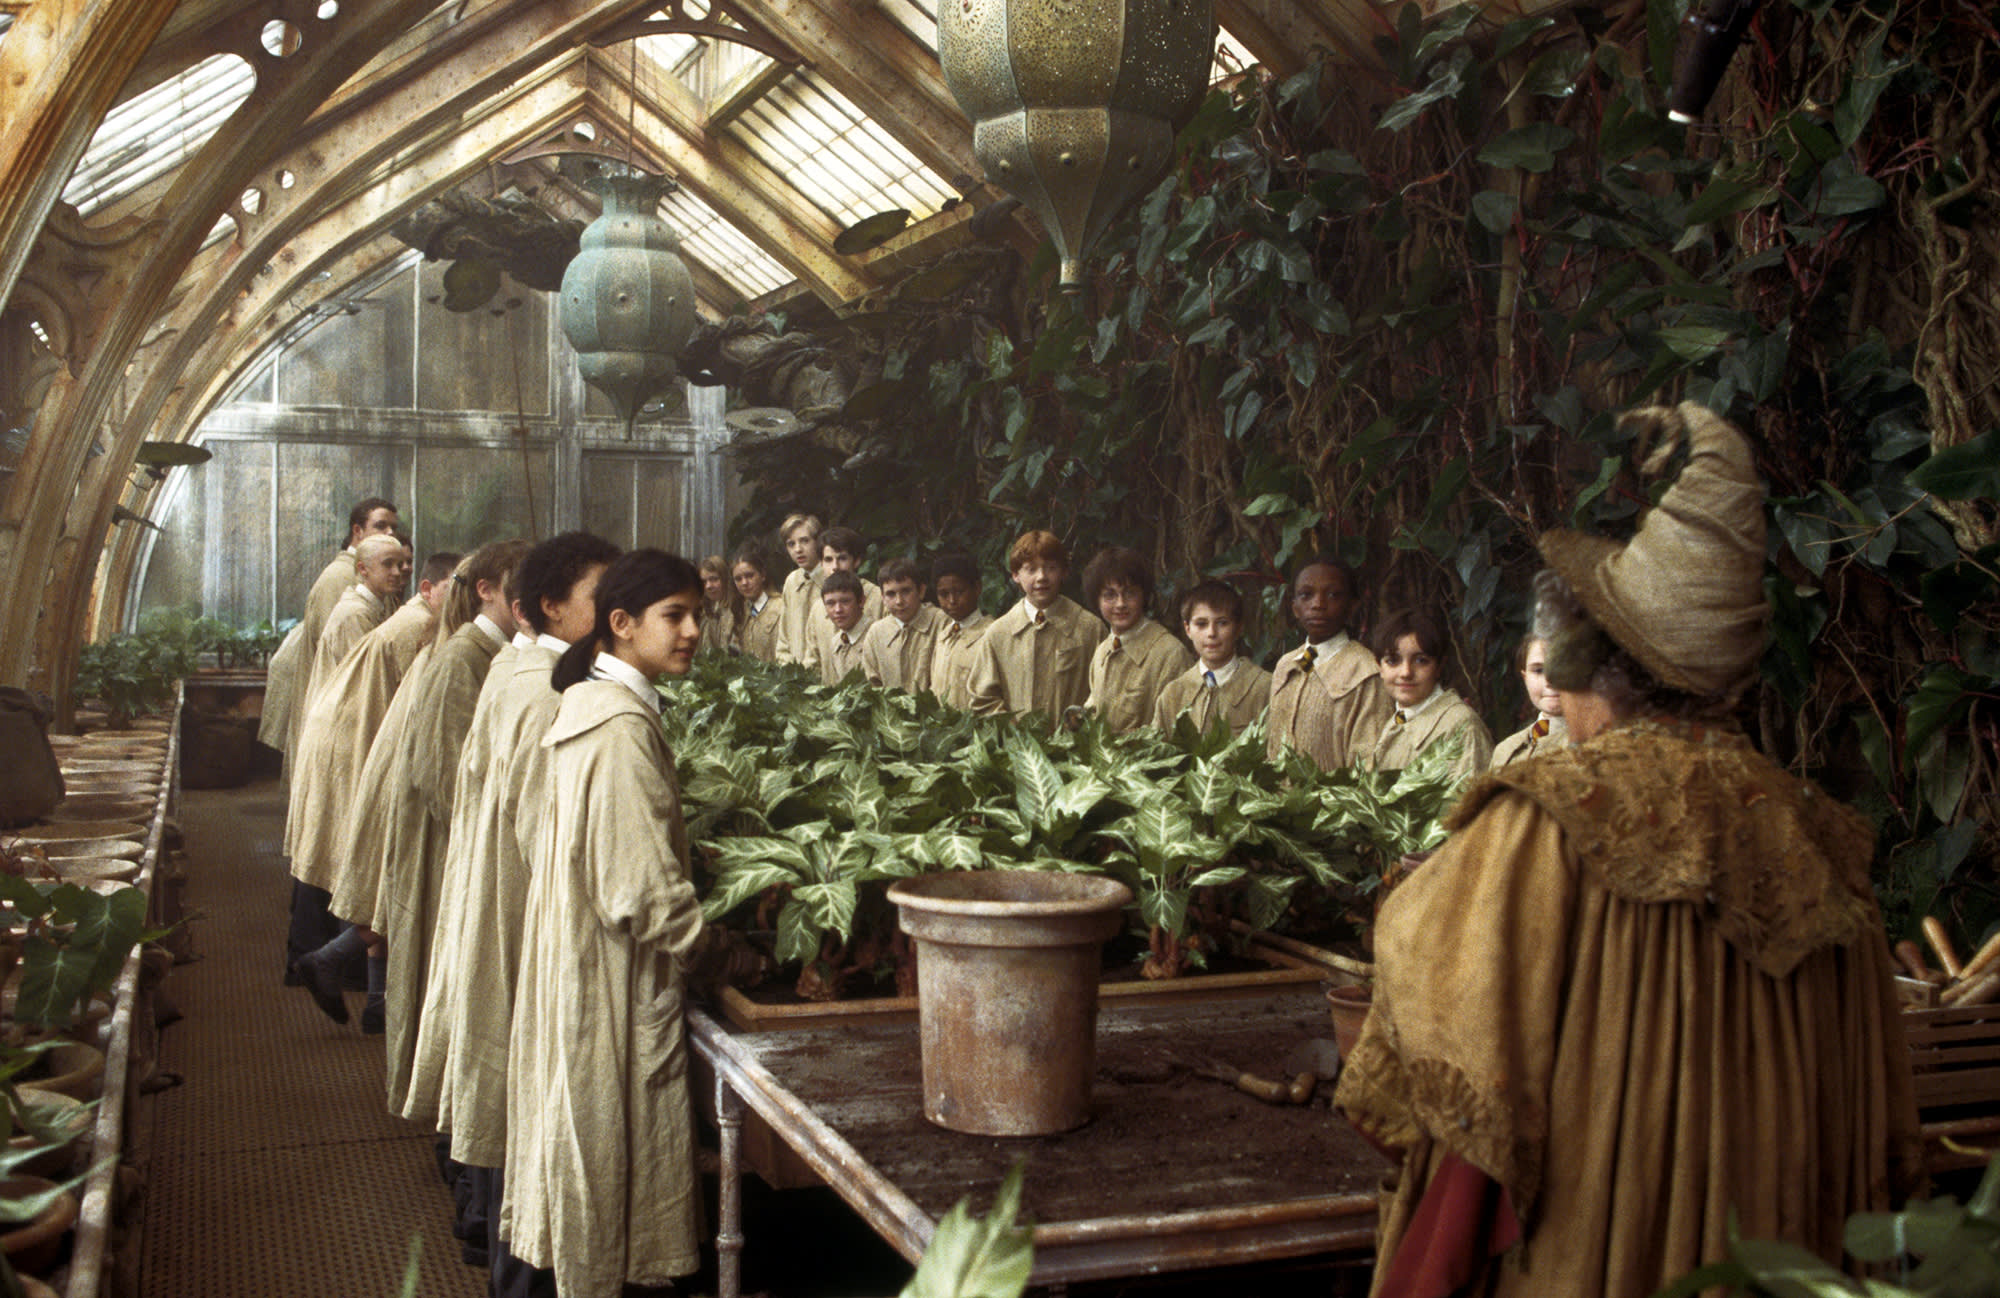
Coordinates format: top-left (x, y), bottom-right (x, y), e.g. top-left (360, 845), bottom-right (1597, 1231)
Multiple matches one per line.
top-left (1326, 983), bottom-right (1372, 1060)
top-left (35, 839), bottom-right (142, 862)
top-left (8, 1088), bottom-right (93, 1178)
top-left (0, 1175), bottom-right (79, 1276)
top-left (42, 857), bottom-right (141, 884)
top-left (7, 822), bottom-right (145, 843)
top-left (889, 871), bottom-right (1132, 1136)
top-left (52, 800), bottom-right (151, 822)
top-left (20, 1043), bottom-right (104, 1101)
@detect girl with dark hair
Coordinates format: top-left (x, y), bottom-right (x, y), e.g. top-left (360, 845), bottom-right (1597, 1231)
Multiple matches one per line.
top-left (505, 550), bottom-right (709, 1298)
top-left (1363, 609), bottom-right (1494, 781)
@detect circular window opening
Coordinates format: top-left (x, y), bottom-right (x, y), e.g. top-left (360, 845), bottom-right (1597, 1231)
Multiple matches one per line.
top-left (240, 187), bottom-right (265, 216)
top-left (316, 0), bottom-right (338, 16)
top-left (261, 19), bottom-right (303, 56)
top-left (573, 120), bottom-right (598, 142)
top-left (277, 169), bottom-right (297, 190)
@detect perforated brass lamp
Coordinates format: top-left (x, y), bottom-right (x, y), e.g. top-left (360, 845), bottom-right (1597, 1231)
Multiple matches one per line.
top-left (559, 167), bottom-right (698, 436)
top-left (939, 0), bottom-right (1215, 292)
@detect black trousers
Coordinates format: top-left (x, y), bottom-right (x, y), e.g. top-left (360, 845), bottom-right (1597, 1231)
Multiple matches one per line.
top-left (468, 1164), bottom-right (558, 1298)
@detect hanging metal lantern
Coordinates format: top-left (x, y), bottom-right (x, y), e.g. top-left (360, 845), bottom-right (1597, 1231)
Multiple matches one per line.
top-left (939, 0), bottom-right (1214, 292)
top-left (559, 168), bottom-right (698, 436)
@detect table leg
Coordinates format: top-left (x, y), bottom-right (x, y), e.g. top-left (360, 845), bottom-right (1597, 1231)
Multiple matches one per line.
top-left (716, 1071), bottom-right (745, 1298)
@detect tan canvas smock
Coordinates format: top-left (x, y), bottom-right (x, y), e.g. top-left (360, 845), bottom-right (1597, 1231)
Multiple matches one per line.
top-left (1491, 713), bottom-right (1568, 767)
top-left (807, 576), bottom-right (884, 664)
top-left (330, 640), bottom-right (436, 930)
top-left (1153, 658), bottom-right (1271, 737)
top-left (820, 620), bottom-right (874, 685)
top-left (929, 610), bottom-right (993, 709)
top-left (775, 566), bottom-right (822, 667)
top-left (363, 621), bottom-right (504, 1114)
top-left (424, 644), bottom-right (563, 1164)
top-left (400, 639), bottom-right (522, 1128)
top-left (1334, 719), bottom-right (1923, 1298)
top-left (967, 597), bottom-right (1104, 720)
top-left (259, 548), bottom-right (355, 763)
top-left (500, 679), bottom-right (705, 1298)
top-left (1086, 619), bottom-right (1194, 734)
top-left (285, 595), bottom-right (431, 889)
top-left (862, 603), bottom-right (949, 693)
top-left (738, 592), bottom-right (784, 663)
top-left (1265, 636), bottom-right (1390, 770)
top-left (699, 604), bottom-right (738, 656)
top-left (1364, 686), bottom-right (1494, 782)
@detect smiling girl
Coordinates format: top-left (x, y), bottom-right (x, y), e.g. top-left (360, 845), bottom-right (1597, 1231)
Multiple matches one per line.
top-left (1365, 609), bottom-right (1493, 781)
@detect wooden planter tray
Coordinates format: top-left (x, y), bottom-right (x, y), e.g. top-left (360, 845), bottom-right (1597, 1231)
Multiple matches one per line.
top-left (717, 944), bottom-right (1331, 1034)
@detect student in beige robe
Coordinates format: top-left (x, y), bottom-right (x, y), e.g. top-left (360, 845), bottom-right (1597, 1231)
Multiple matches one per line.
top-left (805, 525), bottom-right (884, 657)
top-left (927, 552), bottom-right (993, 710)
top-left (968, 530), bottom-right (1104, 720)
top-left (862, 557), bottom-right (949, 692)
top-left (818, 570), bottom-right (874, 684)
top-left (1491, 635), bottom-right (1570, 766)
top-left (1364, 609), bottom-right (1494, 782)
top-left (697, 554), bottom-right (740, 656)
top-left (1082, 547), bottom-right (1194, 734)
top-left (774, 512), bottom-right (823, 667)
top-left (288, 548), bottom-right (445, 1026)
top-left (732, 545), bottom-right (784, 663)
top-left (1266, 557), bottom-right (1391, 769)
top-left (282, 533), bottom-right (409, 981)
top-left (503, 550), bottom-right (707, 1298)
top-left (1153, 580), bottom-right (1271, 737)
top-left (412, 531), bottom-right (616, 1297)
top-left (260, 496), bottom-right (399, 771)
top-left (1335, 403), bottom-right (1921, 1298)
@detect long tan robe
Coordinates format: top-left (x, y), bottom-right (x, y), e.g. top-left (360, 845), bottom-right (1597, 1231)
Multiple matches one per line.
top-left (739, 592), bottom-right (784, 663)
top-left (1364, 686), bottom-right (1494, 782)
top-left (775, 566), bottom-right (822, 667)
top-left (967, 597), bottom-right (1104, 720)
top-left (1153, 658), bottom-right (1271, 736)
top-left (501, 679), bottom-right (705, 1298)
top-left (362, 622), bottom-right (503, 1115)
top-left (1334, 719), bottom-right (1924, 1298)
top-left (286, 595), bottom-right (431, 889)
top-left (1265, 635), bottom-right (1391, 770)
top-left (259, 548), bottom-right (355, 759)
top-left (820, 620), bottom-right (874, 685)
top-left (698, 604), bottom-right (738, 656)
top-left (425, 645), bottom-right (563, 1164)
top-left (330, 641), bottom-right (437, 929)
top-left (861, 604), bottom-right (949, 693)
top-left (401, 639), bottom-right (523, 1128)
top-left (1086, 619), bottom-right (1194, 734)
top-left (929, 610), bottom-right (993, 710)
top-left (1491, 713), bottom-right (1568, 767)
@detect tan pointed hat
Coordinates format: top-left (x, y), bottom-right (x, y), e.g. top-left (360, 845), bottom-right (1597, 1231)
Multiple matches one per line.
top-left (1537, 402), bottom-right (1768, 699)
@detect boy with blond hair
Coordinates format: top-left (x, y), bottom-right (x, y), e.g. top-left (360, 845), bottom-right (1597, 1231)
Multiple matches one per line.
top-left (818, 570), bottom-right (874, 684)
top-left (927, 552), bottom-right (992, 710)
top-left (1154, 579), bottom-right (1271, 736)
top-left (862, 557), bottom-right (950, 693)
top-left (1082, 547), bottom-right (1193, 734)
top-left (967, 530), bottom-right (1104, 720)
top-left (774, 513), bottom-right (824, 668)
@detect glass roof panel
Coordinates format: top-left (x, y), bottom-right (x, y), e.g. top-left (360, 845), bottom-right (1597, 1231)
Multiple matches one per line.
top-left (726, 71), bottom-right (958, 228)
top-left (62, 53), bottom-right (257, 217)
top-left (659, 187), bottom-right (793, 300)
top-left (869, 7), bottom-right (1260, 84)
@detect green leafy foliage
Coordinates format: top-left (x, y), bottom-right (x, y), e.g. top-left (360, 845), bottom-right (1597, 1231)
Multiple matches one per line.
top-left (669, 656), bottom-right (1464, 990)
top-left (900, 1161), bottom-right (1033, 1298)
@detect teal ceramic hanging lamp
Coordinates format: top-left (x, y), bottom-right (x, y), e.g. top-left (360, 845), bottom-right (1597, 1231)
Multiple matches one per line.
top-left (938, 0), bottom-right (1215, 292)
top-left (558, 166), bottom-right (698, 437)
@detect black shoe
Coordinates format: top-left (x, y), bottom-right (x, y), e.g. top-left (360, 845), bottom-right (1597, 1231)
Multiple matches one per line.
top-left (296, 951), bottom-right (350, 1025)
top-left (460, 1242), bottom-right (489, 1268)
top-left (360, 1001), bottom-right (384, 1035)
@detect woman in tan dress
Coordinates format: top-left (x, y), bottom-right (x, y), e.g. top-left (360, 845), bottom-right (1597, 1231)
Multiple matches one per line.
top-left (732, 545), bottom-right (784, 663)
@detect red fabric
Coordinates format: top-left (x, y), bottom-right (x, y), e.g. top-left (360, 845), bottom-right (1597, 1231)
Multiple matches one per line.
top-left (1377, 1154), bottom-right (1522, 1298)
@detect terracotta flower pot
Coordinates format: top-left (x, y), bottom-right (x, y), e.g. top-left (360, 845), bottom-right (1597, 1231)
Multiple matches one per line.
top-left (1326, 983), bottom-right (1373, 1060)
top-left (8, 1088), bottom-right (93, 1178)
top-left (0, 1174), bottom-right (79, 1276)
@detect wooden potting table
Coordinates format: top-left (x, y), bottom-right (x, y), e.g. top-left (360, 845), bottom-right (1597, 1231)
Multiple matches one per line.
top-left (691, 988), bottom-right (1388, 1296)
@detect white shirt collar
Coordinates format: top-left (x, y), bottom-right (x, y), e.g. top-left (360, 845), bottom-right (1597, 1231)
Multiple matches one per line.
top-left (749, 593), bottom-right (770, 617)
top-left (957, 611), bottom-right (984, 630)
top-left (1109, 617), bottom-right (1151, 643)
top-left (1394, 685), bottom-right (1446, 721)
top-left (1016, 597), bottom-right (1057, 625)
top-left (535, 633), bottom-right (570, 654)
top-left (1201, 655), bottom-right (1242, 687)
top-left (510, 630), bottom-right (535, 650)
top-left (1307, 631), bottom-right (1349, 659)
top-left (473, 614), bottom-right (507, 648)
top-left (357, 585), bottom-right (385, 611)
top-left (591, 652), bottom-right (661, 713)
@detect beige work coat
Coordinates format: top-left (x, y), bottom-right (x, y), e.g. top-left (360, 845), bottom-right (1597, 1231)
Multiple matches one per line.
top-left (259, 549), bottom-right (355, 760)
top-left (285, 595), bottom-right (432, 887)
top-left (1335, 719), bottom-right (1923, 1298)
top-left (1086, 619), bottom-right (1194, 734)
top-left (966, 597), bottom-right (1104, 721)
top-left (862, 604), bottom-right (949, 693)
top-left (1265, 636), bottom-right (1391, 771)
top-left (501, 680), bottom-right (704, 1297)
top-left (1364, 686), bottom-right (1494, 783)
top-left (698, 604), bottom-right (738, 656)
top-left (330, 641), bottom-right (436, 929)
top-left (807, 576), bottom-right (883, 665)
top-left (368, 622), bottom-right (502, 1116)
top-left (1153, 658), bottom-right (1272, 737)
top-left (775, 566), bottom-right (822, 667)
top-left (929, 611), bottom-right (993, 710)
top-left (738, 593), bottom-right (784, 663)
top-left (1491, 713), bottom-right (1569, 767)
top-left (424, 645), bottom-right (563, 1165)
top-left (401, 640), bottom-right (522, 1129)
top-left (820, 621), bottom-right (874, 685)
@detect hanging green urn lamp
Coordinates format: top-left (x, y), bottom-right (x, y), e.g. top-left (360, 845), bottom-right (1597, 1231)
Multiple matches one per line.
top-left (559, 167), bottom-right (698, 436)
top-left (938, 0), bottom-right (1215, 292)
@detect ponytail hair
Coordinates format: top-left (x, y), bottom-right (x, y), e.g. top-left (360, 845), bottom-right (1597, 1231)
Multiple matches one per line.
top-left (552, 549), bottom-right (705, 691)
top-left (440, 538), bottom-right (533, 647)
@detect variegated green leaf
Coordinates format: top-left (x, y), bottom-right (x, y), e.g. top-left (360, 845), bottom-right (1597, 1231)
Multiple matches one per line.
top-left (791, 880), bottom-right (858, 940)
top-left (702, 863), bottom-right (800, 921)
top-left (1005, 729), bottom-right (1064, 824)
top-left (774, 898), bottom-right (823, 963)
top-left (1188, 865), bottom-right (1247, 888)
